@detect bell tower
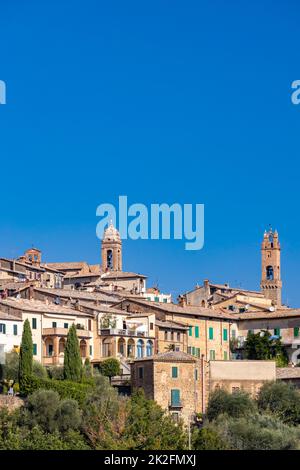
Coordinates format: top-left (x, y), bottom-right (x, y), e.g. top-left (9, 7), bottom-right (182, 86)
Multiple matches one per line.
top-left (260, 228), bottom-right (282, 306)
top-left (101, 222), bottom-right (122, 272)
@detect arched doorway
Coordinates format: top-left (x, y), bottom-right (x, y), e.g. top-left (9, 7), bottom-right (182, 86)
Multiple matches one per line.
top-left (45, 337), bottom-right (54, 357)
top-left (137, 339), bottom-right (144, 358)
top-left (127, 339), bottom-right (135, 358)
top-left (59, 337), bottom-right (65, 354)
top-left (80, 340), bottom-right (87, 358)
top-left (102, 338), bottom-right (112, 357)
top-left (118, 338), bottom-right (126, 356)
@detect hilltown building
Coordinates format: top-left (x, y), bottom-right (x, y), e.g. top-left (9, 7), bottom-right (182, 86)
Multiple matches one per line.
top-left (0, 225), bottom-right (300, 424)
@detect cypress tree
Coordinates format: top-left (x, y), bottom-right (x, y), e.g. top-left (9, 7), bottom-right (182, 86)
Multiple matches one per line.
top-left (63, 324), bottom-right (82, 382)
top-left (19, 319), bottom-right (33, 390)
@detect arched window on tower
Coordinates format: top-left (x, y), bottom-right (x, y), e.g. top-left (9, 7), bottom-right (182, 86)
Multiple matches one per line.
top-left (266, 265), bottom-right (274, 280)
top-left (107, 249), bottom-right (113, 270)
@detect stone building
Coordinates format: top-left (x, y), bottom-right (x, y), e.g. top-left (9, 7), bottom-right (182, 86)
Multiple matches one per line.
top-left (0, 297), bottom-right (94, 366)
top-left (117, 298), bottom-right (235, 361)
top-left (131, 351), bottom-right (206, 425)
top-left (260, 228), bottom-right (282, 307)
top-left (209, 360), bottom-right (276, 396)
top-left (180, 228), bottom-right (283, 309)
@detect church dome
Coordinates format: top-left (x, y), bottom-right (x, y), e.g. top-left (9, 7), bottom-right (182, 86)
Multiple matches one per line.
top-left (103, 221), bottom-right (121, 242)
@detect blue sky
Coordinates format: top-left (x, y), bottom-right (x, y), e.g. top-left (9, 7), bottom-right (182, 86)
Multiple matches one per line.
top-left (0, 1), bottom-right (300, 305)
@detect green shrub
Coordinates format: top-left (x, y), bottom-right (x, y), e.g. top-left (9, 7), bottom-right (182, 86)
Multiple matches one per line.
top-left (32, 361), bottom-right (47, 379)
top-left (257, 381), bottom-right (300, 425)
top-left (47, 366), bottom-right (64, 380)
top-left (207, 388), bottom-right (256, 421)
top-left (20, 375), bottom-right (94, 405)
top-left (212, 413), bottom-right (300, 450)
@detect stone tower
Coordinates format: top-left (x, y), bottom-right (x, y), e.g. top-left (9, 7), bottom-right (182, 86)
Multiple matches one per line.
top-left (101, 222), bottom-right (122, 272)
top-left (260, 228), bottom-right (282, 307)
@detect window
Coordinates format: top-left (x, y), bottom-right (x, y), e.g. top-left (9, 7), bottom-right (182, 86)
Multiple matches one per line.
top-left (33, 344), bottom-right (37, 355)
top-left (195, 369), bottom-right (198, 380)
top-left (88, 319), bottom-right (92, 330)
top-left (232, 386), bottom-right (240, 393)
top-left (164, 331), bottom-right (168, 341)
top-left (138, 367), bottom-right (144, 379)
top-left (13, 324), bottom-right (18, 336)
top-left (154, 296), bottom-right (159, 302)
top-left (171, 331), bottom-right (174, 341)
top-left (248, 329), bottom-right (254, 335)
top-left (171, 389), bottom-right (181, 407)
top-left (163, 298), bottom-right (168, 303)
top-left (192, 346), bottom-right (195, 356)
top-left (32, 318), bottom-right (37, 330)
top-left (196, 348), bottom-right (200, 358)
top-left (150, 322), bottom-right (154, 330)
top-left (89, 345), bottom-right (92, 356)
top-left (266, 265), bottom-right (274, 280)
top-left (52, 322), bottom-right (57, 328)
top-left (0, 323), bottom-right (6, 334)
top-left (177, 332), bottom-right (180, 341)
top-left (223, 328), bottom-right (228, 341)
top-left (209, 327), bottom-right (214, 340)
top-left (231, 329), bottom-right (236, 339)
top-left (146, 340), bottom-right (153, 356)
top-left (187, 346), bottom-right (192, 354)
top-left (209, 350), bottom-right (215, 360)
top-left (64, 323), bottom-right (69, 329)
top-left (172, 366), bottom-right (178, 378)
top-left (294, 327), bottom-right (300, 338)
top-left (274, 328), bottom-right (280, 337)
top-left (195, 326), bottom-right (199, 338)
top-left (189, 326), bottom-right (193, 337)
top-left (224, 351), bottom-right (228, 360)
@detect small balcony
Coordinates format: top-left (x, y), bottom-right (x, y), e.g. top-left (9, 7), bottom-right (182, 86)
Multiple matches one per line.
top-left (100, 328), bottom-right (146, 338)
top-left (42, 327), bottom-right (91, 339)
top-left (169, 401), bottom-right (183, 410)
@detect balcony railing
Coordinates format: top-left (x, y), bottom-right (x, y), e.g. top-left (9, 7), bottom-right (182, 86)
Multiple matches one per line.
top-left (42, 327), bottom-right (91, 338)
top-left (100, 328), bottom-right (146, 337)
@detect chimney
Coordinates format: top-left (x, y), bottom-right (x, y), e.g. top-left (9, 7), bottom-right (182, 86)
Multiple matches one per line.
top-left (29, 285), bottom-right (34, 300)
top-left (177, 295), bottom-right (187, 307)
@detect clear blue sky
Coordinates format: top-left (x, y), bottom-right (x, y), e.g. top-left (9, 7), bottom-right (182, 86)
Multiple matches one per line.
top-left (1, 1), bottom-right (300, 305)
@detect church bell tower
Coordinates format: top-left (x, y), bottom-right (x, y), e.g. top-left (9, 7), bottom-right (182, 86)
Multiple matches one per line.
top-left (101, 222), bottom-right (122, 272)
top-left (260, 228), bottom-right (282, 307)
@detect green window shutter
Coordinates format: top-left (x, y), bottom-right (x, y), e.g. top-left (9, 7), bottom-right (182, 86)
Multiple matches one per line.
top-left (274, 328), bottom-right (280, 336)
top-left (195, 368), bottom-right (198, 380)
top-left (172, 366), bottom-right (178, 378)
top-left (192, 346), bottom-right (195, 356)
top-left (223, 328), bottom-right (228, 341)
top-left (195, 326), bottom-right (199, 338)
top-left (89, 345), bottom-right (92, 355)
top-left (33, 344), bottom-right (37, 355)
top-left (189, 326), bottom-right (193, 337)
top-left (154, 296), bottom-right (159, 302)
top-left (13, 324), bottom-right (18, 336)
top-left (32, 318), bottom-right (37, 329)
top-left (187, 347), bottom-right (192, 354)
top-left (52, 322), bottom-right (57, 328)
top-left (294, 327), bottom-right (299, 338)
top-left (209, 350), bottom-right (215, 360)
top-left (224, 351), bottom-right (228, 360)
top-left (209, 327), bottom-right (214, 340)
top-left (64, 323), bottom-right (69, 329)
top-left (163, 298), bottom-right (167, 303)
top-left (196, 348), bottom-right (200, 358)
top-left (171, 389), bottom-right (180, 406)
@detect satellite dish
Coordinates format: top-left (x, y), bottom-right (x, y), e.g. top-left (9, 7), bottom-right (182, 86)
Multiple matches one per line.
top-left (269, 306), bottom-right (275, 312)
